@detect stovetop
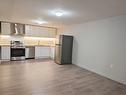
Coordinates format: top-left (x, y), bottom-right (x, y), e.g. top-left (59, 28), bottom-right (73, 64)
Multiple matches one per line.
top-left (10, 41), bottom-right (25, 48)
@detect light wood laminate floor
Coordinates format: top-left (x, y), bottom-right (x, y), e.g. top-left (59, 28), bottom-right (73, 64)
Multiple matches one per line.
top-left (0, 59), bottom-right (126, 95)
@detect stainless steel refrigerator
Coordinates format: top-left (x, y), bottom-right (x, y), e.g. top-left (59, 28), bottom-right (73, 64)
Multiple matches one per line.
top-left (55, 35), bottom-right (73, 64)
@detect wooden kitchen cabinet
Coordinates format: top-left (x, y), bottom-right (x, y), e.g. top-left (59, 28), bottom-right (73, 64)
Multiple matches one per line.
top-left (25, 25), bottom-right (56, 38)
top-left (1, 46), bottom-right (10, 61)
top-left (0, 22), bottom-right (11, 35)
top-left (35, 46), bottom-right (50, 59)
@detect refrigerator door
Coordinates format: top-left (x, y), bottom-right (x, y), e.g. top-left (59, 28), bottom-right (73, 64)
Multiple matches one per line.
top-left (61, 35), bottom-right (73, 64)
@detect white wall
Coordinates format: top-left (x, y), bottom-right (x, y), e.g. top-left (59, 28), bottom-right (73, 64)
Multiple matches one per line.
top-left (62, 15), bottom-right (126, 85)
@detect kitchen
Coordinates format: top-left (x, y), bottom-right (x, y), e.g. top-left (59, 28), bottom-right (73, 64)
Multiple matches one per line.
top-left (0, 21), bottom-right (73, 64)
top-left (0, 21), bottom-right (56, 62)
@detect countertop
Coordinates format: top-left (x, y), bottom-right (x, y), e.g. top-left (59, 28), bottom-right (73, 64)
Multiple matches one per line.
top-left (0, 45), bottom-right (11, 47)
top-left (0, 44), bottom-right (55, 47)
top-left (25, 45), bottom-right (55, 47)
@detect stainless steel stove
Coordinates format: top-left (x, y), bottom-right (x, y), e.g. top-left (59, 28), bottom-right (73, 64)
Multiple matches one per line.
top-left (10, 41), bottom-right (25, 61)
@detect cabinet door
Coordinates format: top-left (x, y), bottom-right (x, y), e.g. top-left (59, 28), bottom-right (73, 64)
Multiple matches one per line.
top-left (25, 25), bottom-right (56, 38)
top-left (50, 47), bottom-right (55, 59)
top-left (41, 47), bottom-right (50, 57)
top-left (35, 46), bottom-right (50, 59)
top-left (35, 27), bottom-right (49, 37)
top-left (35, 46), bottom-right (41, 58)
top-left (1, 22), bottom-right (11, 35)
top-left (25, 25), bottom-right (37, 36)
top-left (26, 25), bottom-right (40, 37)
top-left (25, 25), bottom-right (32, 36)
top-left (31, 26), bottom-right (38, 36)
top-left (48, 28), bottom-right (56, 38)
top-left (1, 46), bottom-right (10, 60)
top-left (41, 28), bottom-right (56, 38)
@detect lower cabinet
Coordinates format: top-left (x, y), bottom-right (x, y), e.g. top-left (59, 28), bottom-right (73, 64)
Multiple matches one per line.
top-left (50, 47), bottom-right (55, 60)
top-left (0, 46), bottom-right (55, 61)
top-left (35, 46), bottom-right (55, 59)
top-left (1, 46), bottom-right (10, 61)
top-left (35, 46), bottom-right (50, 59)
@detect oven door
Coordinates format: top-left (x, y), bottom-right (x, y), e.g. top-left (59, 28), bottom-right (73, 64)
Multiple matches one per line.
top-left (11, 48), bottom-right (25, 60)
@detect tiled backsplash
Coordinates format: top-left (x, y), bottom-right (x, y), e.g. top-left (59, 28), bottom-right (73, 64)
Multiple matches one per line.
top-left (0, 35), bottom-right (55, 46)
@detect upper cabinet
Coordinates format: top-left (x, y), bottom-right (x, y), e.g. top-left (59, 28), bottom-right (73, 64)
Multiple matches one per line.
top-left (25, 25), bottom-right (56, 38)
top-left (0, 21), bottom-right (57, 38)
top-left (48, 28), bottom-right (57, 38)
top-left (0, 22), bottom-right (11, 35)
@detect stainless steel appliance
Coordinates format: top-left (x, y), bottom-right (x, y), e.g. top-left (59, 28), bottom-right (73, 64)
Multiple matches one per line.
top-left (25, 46), bottom-right (35, 59)
top-left (11, 23), bottom-right (25, 35)
top-left (55, 35), bottom-right (73, 64)
top-left (10, 41), bottom-right (25, 61)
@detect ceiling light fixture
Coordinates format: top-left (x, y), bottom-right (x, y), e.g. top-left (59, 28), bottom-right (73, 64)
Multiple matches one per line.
top-left (55, 11), bottom-right (64, 17)
top-left (31, 19), bottom-right (48, 24)
top-left (49, 9), bottom-right (72, 17)
top-left (37, 21), bottom-right (47, 24)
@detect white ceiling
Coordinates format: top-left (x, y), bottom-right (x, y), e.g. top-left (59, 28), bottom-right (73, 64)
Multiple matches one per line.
top-left (0, 0), bottom-right (126, 27)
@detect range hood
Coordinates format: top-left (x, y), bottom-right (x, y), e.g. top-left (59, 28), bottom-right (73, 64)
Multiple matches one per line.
top-left (11, 23), bottom-right (25, 35)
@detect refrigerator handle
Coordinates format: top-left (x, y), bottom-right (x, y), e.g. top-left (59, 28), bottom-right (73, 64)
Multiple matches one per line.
top-left (55, 44), bottom-right (61, 46)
